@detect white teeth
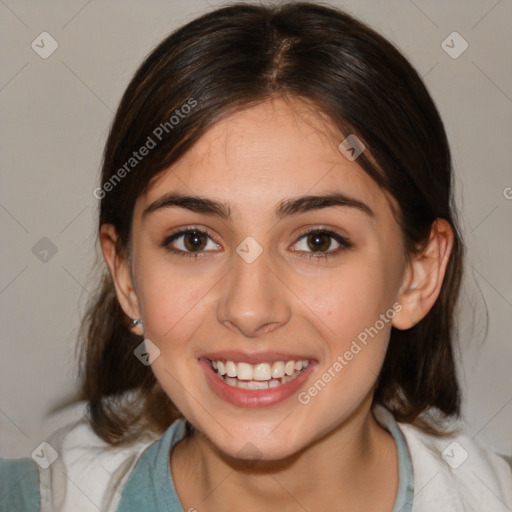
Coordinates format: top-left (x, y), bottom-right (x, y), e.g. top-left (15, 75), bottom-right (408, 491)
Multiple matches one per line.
top-left (209, 357), bottom-right (311, 389)
top-left (211, 359), bottom-right (310, 381)
top-left (253, 363), bottom-right (271, 381)
top-left (247, 380), bottom-right (269, 390)
top-left (285, 361), bottom-right (295, 376)
top-left (271, 361), bottom-right (285, 379)
top-left (225, 377), bottom-right (237, 387)
top-left (225, 360), bottom-right (237, 378)
top-left (237, 362), bottom-right (253, 380)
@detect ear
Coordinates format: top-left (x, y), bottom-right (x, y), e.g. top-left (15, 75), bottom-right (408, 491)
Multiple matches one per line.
top-left (99, 224), bottom-right (143, 336)
top-left (392, 218), bottom-right (454, 330)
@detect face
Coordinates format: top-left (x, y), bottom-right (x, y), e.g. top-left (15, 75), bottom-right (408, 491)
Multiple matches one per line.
top-left (127, 97), bottom-right (408, 460)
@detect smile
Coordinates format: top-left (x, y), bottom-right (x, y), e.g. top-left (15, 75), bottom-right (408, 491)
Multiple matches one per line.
top-left (200, 355), bottom-right (315, 407)
top-left (209, 359), bottom-right (310, 389)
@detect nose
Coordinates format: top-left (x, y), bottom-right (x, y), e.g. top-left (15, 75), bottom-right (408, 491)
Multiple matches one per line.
top-left (216, 247), bottom-right (292, 338)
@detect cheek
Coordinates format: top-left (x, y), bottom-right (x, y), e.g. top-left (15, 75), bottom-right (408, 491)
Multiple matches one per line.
top-left (135, 260), bottom-right (218, 349)
top-left (135, 264), bottom-right (215, 416)
top-left (296, 269), bottom-right (395, 425)
top-left (293, 258), bottom-right (394, 347)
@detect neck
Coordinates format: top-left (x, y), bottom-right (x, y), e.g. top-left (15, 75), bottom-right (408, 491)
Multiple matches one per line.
top-left (171, 398), bottom-right (398, 512)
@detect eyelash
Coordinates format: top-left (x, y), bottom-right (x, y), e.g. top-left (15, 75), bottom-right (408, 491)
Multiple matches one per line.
top-left (162, 227), bottom-right (221, 260)
top-left (161, 227), bottom-right (353, 260)
top-left (294, 227), bottom-right (353, 259)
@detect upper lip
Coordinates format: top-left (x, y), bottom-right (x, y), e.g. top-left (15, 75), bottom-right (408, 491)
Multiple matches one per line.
top-left (200, 350), bottom-right (315, 365)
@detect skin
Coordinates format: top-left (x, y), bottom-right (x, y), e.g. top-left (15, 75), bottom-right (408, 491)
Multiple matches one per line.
top-left (101, 97), bottom-right (454, 511)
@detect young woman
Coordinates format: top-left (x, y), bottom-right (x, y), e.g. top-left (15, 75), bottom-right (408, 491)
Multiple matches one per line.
top-left (1, 2), bottom-right (511, 511)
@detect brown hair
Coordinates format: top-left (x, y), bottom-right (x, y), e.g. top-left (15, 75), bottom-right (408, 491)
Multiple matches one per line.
top-left (78, 2), bottom-right (464, 445)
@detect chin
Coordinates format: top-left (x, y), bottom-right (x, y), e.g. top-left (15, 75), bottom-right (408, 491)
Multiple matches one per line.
top-left (200, 419), bottom-right (315, 463)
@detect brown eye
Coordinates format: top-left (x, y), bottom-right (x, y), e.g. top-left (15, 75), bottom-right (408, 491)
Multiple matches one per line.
top-left (183, 230), bottom-right (207, 251)
top-left (306, 232), bottom-right (333, 252)
top-left (290, 229), bottom-right (353, 259)
top-left (163, 229), bottom-right (220, 255)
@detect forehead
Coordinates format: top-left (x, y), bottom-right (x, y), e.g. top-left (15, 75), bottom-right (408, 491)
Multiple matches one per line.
top-left (139, 97), bottom-right (397, 222)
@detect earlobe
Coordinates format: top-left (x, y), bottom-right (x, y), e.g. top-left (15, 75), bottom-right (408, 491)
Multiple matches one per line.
top-left (392, 219), bottom-right (454, 330)
top-left (99, 224), bottom-right (141, 325)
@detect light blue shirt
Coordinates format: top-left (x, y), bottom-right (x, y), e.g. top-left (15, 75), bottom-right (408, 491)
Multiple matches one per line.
top-left (116, 406), bottom-right (414, 511)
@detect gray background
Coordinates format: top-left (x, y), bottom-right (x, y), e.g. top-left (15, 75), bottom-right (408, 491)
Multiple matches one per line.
top-left (1, 0), bottom-right (511, 458)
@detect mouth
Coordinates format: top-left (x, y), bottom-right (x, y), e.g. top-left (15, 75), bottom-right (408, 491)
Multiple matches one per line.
top-left (208, 358), bottom-right (310, 389)
top-left (199, 354), bottom-right (316, 407)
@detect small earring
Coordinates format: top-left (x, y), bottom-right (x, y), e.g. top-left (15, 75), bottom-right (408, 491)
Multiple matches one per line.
top-left (131, 318), bottom-right (143, 329)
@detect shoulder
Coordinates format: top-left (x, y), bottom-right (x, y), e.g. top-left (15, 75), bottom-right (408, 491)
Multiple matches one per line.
top-left (1, 416), bottom-right (162, 512)
top-left (397, 419), bottom-right (512, 512)
top-left (115, 418), bottom-right (188, 511)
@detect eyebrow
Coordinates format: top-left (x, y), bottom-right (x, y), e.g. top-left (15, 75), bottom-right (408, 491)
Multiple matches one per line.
top-left (142, 191), bottom-right (374, 220)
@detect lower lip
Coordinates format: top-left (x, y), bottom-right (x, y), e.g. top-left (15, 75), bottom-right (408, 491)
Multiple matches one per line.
top-left (200, 359), bottom-right (315, 408)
